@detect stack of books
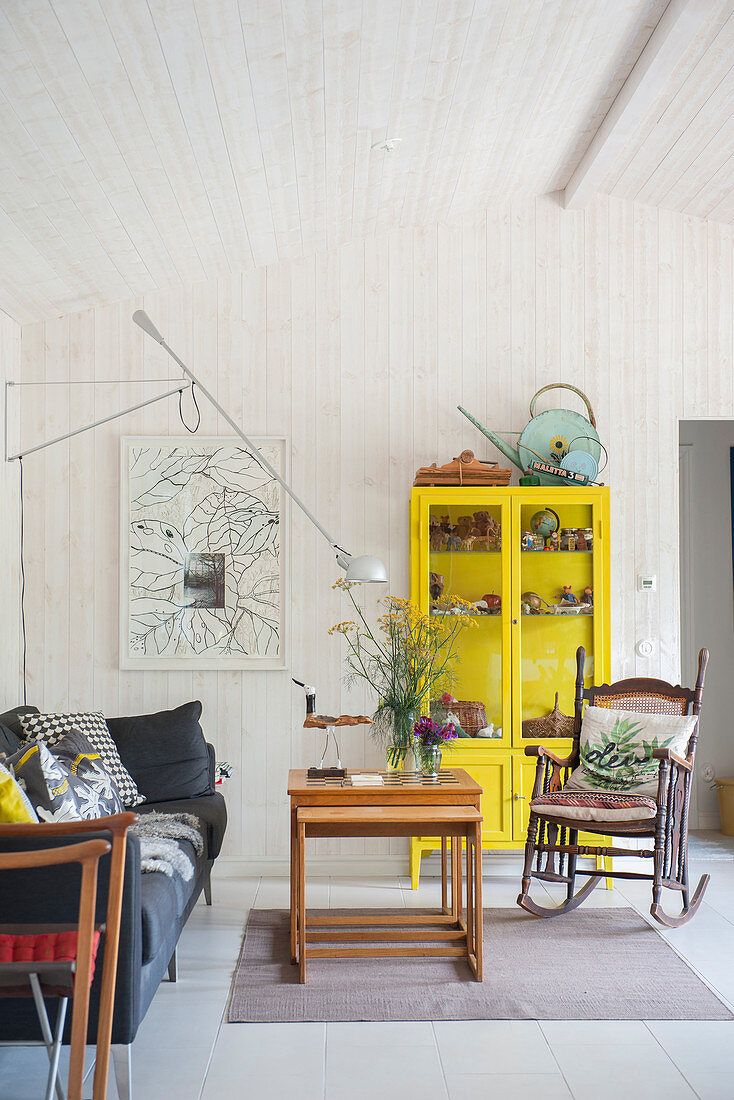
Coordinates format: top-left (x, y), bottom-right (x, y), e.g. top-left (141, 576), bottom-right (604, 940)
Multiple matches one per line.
top-left (350, 773), bottom-right (384, 786)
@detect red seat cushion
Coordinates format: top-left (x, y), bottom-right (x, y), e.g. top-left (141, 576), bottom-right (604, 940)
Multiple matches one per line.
top-left (0, 930), bottom-right (101, 980)
top-left (530, 789), bottom-right (658, 823)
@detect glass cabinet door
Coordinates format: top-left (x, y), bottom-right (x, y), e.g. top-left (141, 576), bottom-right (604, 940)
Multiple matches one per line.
top-left (511, 493), bottom-right (608, 748)
top-left (413, 492), bottom-right (511, 747)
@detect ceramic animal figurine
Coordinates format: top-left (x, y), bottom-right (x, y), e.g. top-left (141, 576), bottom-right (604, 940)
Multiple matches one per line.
top-left (461, 533), bottom-right (477, 551)
top-left (581, 586), bottom-right (593, 605)
top-left (561, 585), bottom-right (579, 604)
top-left (446, 526), bottom-right (462, 550)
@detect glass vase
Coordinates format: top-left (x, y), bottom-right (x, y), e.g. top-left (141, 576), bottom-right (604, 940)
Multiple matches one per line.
top-left (420, 746), bottom-right (442, 778)
top-left (383, 708), bottom-right (417, 773)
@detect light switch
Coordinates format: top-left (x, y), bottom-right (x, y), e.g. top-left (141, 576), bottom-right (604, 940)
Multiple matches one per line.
top-left (638, 575), bottom-right (656, 592)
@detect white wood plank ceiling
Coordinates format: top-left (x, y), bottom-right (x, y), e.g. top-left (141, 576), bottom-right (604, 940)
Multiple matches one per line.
top-left (1, 0), bottom-right (732, 324)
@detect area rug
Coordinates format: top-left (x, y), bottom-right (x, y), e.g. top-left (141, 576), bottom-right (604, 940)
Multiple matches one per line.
top-left (228, 908), bottom-right (733, 1022)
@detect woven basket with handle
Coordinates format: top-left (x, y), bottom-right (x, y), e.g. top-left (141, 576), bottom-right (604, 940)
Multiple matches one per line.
top-left (521, 692), bottom-right (575, 739)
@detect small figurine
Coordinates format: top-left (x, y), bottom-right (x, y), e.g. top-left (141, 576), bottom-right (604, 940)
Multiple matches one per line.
top-left (545, 531), bottom-right (560, 551)
top-left (429, 572), bottom-right (445, 601)
top-left (461, 533), bottom-right (477, 551)
top-left (581, 586), bottom-right (593, 605)
top-left (430, 521), bottom-right (448, 551)
top-left (446, 526), bottom-right (462, 551)
top-left (456, 515), bottom-right (475, 542)
top-left (576, 529), bottom-right (587, 551)
top-left (473, 510), bottom-right (491, 536)
top-left (482, 592), bottom-right (502, 615)
top-left (561, 585), bottom-right (579, 604)
top-left (521, 530), bottom-right (534, 551)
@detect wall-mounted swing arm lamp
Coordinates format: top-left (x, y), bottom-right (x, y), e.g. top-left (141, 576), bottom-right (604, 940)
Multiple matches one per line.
top-left (131, 310), bottom-right (387, 584)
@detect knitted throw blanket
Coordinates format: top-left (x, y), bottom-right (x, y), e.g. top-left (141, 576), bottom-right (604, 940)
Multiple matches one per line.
top-left (131, 811), bottom-right (204, 881)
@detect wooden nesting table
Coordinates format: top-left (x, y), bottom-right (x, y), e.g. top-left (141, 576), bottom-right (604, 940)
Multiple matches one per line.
top-left (288, 768), bottom-right (483, 983)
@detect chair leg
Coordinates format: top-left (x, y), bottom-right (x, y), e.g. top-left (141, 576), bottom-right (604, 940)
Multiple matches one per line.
top-left (519, 812), bottom-right (539, 899)
top-left (111, 1045), bottom-right (132, 1100)
top-left (203, 867), bottom-right (212, 906)
top-left (29, 973), bottom-right (66, 1100)
top-left (44, 998), bottom-right (67, 1100)
top-left (167, 948), bottom-right (177, 983)
top-left (566, 829), bottom-right (578, 902)
top-left (518, 815), bottom-right (603, 917)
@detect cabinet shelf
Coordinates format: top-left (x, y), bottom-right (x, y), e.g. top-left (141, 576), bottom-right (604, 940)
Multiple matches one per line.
top-left (410, 486), bottom-right (610, 888)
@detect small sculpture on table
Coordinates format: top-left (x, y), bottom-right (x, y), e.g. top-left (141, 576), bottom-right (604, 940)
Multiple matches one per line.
top-left (294, 678), bottom-right (372, 778)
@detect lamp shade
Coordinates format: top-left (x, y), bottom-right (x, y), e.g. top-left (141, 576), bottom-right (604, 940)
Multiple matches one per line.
top-left (344, 554), bottom-right (388, 583)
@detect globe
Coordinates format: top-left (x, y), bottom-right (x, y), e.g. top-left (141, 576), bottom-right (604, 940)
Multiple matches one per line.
top-left (530, 508), bottom-right (560, 538)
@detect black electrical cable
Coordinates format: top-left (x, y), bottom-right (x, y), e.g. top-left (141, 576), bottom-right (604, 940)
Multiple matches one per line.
top-left (18, 455), bottom-right (27, 705)
top-left (179, 383), bottom-right (201, 433)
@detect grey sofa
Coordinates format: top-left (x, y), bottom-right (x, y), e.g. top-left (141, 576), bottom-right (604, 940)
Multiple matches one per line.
top-left (0, 703), bottom-right (228, 1099)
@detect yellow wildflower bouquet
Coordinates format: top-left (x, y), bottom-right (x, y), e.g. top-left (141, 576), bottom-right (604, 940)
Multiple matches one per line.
top-left (330, 579), bottom-right (476, 767)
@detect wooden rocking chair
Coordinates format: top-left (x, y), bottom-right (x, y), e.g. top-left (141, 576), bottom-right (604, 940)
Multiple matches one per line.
top-left (517, 646), bottom-right (709, 928)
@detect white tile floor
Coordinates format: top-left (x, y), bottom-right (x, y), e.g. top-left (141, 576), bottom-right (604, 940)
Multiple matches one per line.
top-left (3, 849), bottom-right (734, 1100)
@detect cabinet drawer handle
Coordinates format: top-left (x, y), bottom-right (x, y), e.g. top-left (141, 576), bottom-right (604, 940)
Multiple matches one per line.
top-left (513, 794), bottom-right (526, 801)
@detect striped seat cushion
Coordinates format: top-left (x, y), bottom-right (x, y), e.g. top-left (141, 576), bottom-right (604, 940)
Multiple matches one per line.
top-left (530, 789), bottom-right (658, 823)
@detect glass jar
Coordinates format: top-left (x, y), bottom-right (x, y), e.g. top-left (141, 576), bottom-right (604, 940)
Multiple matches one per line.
top-left (420, 745), bottom-right (442, 778)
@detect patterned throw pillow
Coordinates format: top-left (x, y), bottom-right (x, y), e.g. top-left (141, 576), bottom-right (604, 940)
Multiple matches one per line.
top-left (7, 730), bottom-right (124, 822)
top-left (0, 759), bottom-right (38, 823)
top-left (565, 706), bottom-right (698, 795)
top-left (19, 711), bottom-right (143, 808)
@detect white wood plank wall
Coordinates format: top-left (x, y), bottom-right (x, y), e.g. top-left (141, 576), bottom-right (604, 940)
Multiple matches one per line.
top-left (6, 192), bottom-right (734, 864)
top-left (0, 312), bottom-right (21, 708)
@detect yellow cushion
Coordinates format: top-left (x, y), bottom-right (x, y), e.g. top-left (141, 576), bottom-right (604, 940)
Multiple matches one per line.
top-left (0, 760), bottom-right (37, 823)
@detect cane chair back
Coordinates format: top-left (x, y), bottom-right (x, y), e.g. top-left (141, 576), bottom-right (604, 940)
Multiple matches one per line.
top-left (591, 690), bottom-right (689, 715)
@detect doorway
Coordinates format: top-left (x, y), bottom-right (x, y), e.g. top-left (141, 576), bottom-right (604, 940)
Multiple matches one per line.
top-left (679, 420), bottom-right (734, 831)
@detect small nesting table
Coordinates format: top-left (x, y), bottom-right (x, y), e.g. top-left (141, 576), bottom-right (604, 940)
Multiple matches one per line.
top-left (288, 768), bottom-right (483, 983)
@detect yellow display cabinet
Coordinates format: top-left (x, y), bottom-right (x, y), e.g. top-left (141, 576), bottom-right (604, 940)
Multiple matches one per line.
top-left (409, 486), bottom-right (611, 888)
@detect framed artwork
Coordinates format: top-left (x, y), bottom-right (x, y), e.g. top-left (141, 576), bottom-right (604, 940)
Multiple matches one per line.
top-left (120, 437), bottom-right (287, 670)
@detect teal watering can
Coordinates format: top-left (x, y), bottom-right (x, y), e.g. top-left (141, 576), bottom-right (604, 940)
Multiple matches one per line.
top-left (458, 384), bottom-right (602, 487)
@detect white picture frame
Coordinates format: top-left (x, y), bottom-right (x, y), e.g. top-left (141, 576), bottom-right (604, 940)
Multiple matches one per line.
top-left (120, 436), bottom-right (287, 670)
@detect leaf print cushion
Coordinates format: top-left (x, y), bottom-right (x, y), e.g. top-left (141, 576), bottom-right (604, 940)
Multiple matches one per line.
top-left (7, 729), bottom-right (124, 821)
top-left (565, 707), bottom-right (698, 795)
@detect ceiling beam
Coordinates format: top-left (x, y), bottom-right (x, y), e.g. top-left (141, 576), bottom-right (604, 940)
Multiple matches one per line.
top-left (563, 0), bottom-right (725, 210)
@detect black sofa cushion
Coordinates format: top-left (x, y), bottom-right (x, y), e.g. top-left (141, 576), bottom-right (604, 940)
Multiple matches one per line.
top-left (0, 724), bottom-right (21, 757)
top-left (107, 701), bottom-right (213, 804)
top-left (139, 838), bottom-right (201, 964)
top-left (0, 706), bottom-right (39, 741)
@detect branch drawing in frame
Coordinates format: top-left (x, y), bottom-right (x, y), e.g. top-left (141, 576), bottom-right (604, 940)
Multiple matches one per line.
top-left (120, 437), bottom-right (287, 670)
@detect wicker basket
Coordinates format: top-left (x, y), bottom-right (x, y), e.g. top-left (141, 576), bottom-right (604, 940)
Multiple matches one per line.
top-left (521, 692), bottom-right (575, 739)
top-left (432, 699), bottom-right (488, 737)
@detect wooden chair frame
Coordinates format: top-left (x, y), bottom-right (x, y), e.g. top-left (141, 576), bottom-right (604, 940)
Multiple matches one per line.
top-left (517, 646), bottom-right (709, 927)
top-left (0, 813), bottom-right (136, 1099)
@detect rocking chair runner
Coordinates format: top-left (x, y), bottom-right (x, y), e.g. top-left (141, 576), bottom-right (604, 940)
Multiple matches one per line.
top-left (517, 646), bottom-right (709, 927)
